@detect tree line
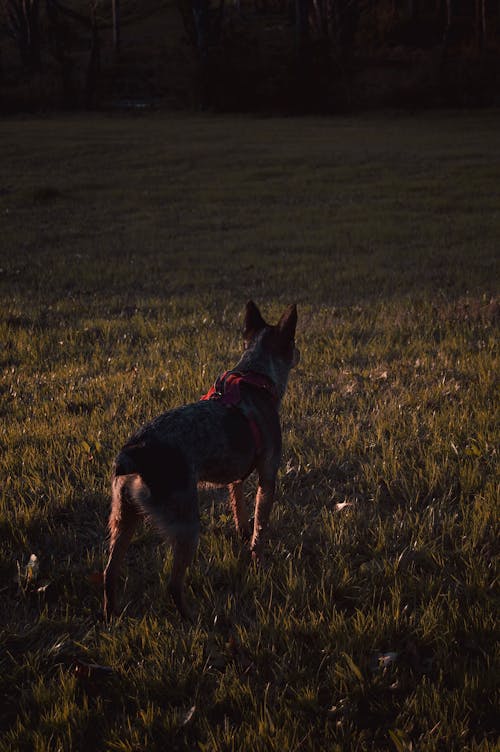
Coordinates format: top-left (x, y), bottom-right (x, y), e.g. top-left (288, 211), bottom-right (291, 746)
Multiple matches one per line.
top-left (1, 0), bottom-right (499, 112)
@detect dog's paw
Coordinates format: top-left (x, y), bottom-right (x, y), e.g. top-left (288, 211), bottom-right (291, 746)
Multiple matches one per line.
top-left (250, 548), bottom-right (267, 568)
top-left (168, 582), bottom-right (195, 623)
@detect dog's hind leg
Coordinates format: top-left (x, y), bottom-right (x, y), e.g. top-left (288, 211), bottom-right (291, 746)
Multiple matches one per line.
top-left (139, 486), bottom-right (200, 620)
top-left (229, 481), bottom-right (250, 541)
top-left (103, 475), bottom-right (143, 620)
top-left (168, 524), bottom-right (199, 620)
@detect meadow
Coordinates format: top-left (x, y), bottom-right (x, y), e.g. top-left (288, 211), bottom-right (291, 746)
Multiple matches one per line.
top-left (0, 111), bottom-right (498, 751)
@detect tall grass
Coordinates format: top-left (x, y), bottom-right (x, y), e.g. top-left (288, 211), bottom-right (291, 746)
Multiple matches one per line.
top-left (0, 112), bottom-right (498, 751)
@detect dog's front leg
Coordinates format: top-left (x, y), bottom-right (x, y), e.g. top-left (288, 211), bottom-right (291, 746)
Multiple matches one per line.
top-left (229, 481), bottom-right (250, 541)
top-left (250, 475), bottom-right (276, 562)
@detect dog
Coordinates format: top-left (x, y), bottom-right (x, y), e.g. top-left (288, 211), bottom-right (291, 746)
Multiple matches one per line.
top-left (103, 300), bottom-right (299, 620)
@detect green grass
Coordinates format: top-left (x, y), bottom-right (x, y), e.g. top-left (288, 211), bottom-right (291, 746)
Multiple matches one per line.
top-left (0, 111), bottom-right (499, 751)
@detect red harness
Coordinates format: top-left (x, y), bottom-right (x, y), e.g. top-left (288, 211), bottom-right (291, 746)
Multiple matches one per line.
top-left (200, 371), bottom-right (278, 456)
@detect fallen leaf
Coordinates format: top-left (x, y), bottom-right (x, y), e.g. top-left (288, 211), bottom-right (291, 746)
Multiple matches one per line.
top-left (380, 652), bottom-right (398, 668)
top-left (16, 553), bottom-right (40, 587)
top-left (335, 501), bottom-right (353, 512)
top-left (370, 651), bottom-right (398, 672)
top-left (181, 705), bottom-right (196, 727)
top-left (327, 698), bottom-right (352, 718)
top-left (26, 554), bottom-right (39, 580)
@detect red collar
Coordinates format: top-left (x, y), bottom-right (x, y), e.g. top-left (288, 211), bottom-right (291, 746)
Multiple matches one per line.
top-left (200, 370), bottom-right (278, 455)
top-left (200, 370), bottom-right (279, 406)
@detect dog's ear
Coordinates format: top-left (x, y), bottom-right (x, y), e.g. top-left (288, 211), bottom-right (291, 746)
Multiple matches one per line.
top-left (277, 304), bottom-right (297, 342)
top-left (244, 300), bottom-right (267, 340)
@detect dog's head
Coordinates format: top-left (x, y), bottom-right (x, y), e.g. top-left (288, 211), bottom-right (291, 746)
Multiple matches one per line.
top-left (238, 300), bottom-right (299, 399)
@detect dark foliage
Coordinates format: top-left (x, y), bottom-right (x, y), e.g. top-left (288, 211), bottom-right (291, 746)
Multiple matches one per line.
top-left (1, 0), bottom-right (499, 112)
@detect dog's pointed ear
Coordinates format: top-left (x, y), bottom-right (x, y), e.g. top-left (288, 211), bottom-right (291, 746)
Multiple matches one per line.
top-left (243, 300), bottom-right (267, 340)
top-left (278, 304), bottom-right (297, 342)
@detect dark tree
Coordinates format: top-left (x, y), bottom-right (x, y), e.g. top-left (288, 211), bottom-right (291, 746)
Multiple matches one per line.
top-left (112, 0), bottom-right (120, 53)
top-left (1, 0), bottom-right (41, 71)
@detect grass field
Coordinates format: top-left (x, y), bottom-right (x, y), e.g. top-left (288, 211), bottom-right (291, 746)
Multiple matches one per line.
top-left (0, 111), bottom-right (499, 751)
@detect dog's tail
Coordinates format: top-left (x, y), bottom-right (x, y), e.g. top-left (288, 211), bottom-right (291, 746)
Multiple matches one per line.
top-left (114, 442), bottom-right (168, 479)
top-left (113, 442), bottom-right (190, 500)
top-left (113, 448), bottom-right (140, 477)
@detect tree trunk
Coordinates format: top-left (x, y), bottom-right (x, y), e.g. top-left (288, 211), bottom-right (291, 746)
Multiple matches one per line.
top-left (409, 0), bottom-right (419, 22)
top-left (112, 0), bottom-right (120, 53)
top-left (85, 4), bottom-right (101, 108)
top-left (26, 0), bottom-right (41, 70)
top-left (440, 0), bottom-right (452, 66)
top-left (7, 0), bottom-right (42, 72)
top-left (46, 0), bottom-right (75, 107)
top-left (192, 0), bottom-right (209, 59)
top-left (479, 0), bottom-right (486, 50)
top-left (191, 0), bottom-right (209, 107)
top-left (295, 0), bottom-right (309, 57)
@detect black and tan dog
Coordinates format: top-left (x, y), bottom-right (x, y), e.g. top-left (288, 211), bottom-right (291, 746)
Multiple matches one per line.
top-left (104, 301), bottom-right (298, 620)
